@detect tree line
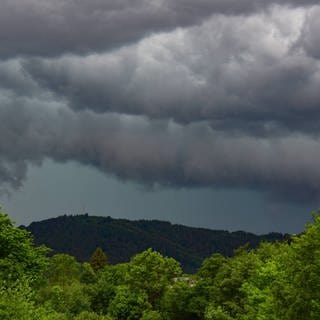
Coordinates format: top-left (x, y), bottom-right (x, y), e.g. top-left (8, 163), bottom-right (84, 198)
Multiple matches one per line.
top-left (0, 209), bottom-right (319, 319)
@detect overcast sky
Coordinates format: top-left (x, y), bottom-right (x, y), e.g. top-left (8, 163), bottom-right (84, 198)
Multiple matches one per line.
top-left (0, 0), bottom-right (320, 233)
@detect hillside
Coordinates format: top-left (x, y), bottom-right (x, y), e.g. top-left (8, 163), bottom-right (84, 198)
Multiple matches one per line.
top-left (24, 214), bottom-right (287, 272)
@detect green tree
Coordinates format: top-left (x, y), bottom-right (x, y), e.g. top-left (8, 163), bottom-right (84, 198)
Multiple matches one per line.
top-left (0, 278), bottom-right (67, 320)
top-left (47, 254), bottom-right (81, 286)
top-left (0, 210), bottom-right (48, 285)
top-left (286, 213), bottom-right (320, 319)
top-left (198, 253), bottom-right (227, 280)
top-left (240, 242), bottom-right (287, 320)
top-left (44, 282), bottom-right (90, 316)
top-left (89, 263), bottom-right (128, 314)
top-left (90, 247), bottom-right (108, 272)
top-left (261, 213), bottom-right (320, 320)
top-left (108, 285), bottom-right (151, 320)
top-left (202, 247), bottom-right (260, 319)
top-left (126, 249), bottom-right (182, 306)
top-left (240, 213), bottom-right (320, 320)
top-left (80, 262), bottom-right (97, 284)
top-left (161, 279), bottom-right (204, 320)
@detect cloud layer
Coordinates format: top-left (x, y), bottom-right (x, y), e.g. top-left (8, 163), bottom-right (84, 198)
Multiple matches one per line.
top-left (0, 0), bottom-right (318, 58)
top-left (1, 2), bottom-right (320, 203)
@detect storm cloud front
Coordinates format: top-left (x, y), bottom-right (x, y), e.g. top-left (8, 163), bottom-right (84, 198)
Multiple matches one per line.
top-left (1, 0), bottom-right (320, 213)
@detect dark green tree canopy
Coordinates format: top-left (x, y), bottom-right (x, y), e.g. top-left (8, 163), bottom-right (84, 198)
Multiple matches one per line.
top-left (90, 247), bottom-right (108, 272)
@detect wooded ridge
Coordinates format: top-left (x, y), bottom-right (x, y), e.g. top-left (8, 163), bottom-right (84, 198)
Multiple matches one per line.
top-left (23, 214), bottom-right (286, 272)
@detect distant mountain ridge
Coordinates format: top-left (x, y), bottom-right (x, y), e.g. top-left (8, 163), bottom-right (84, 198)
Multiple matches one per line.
top-left (24, 214), bottom-right (287, 272)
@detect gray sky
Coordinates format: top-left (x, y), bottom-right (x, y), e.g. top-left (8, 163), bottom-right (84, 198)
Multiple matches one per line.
top-left (0, 0), bottom-right (320, 233)
top-left (1, 160), bottom-right (314, 234)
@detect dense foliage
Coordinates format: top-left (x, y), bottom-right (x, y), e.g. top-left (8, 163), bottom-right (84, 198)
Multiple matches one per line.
top-left (1, 208), bottom-right (320, 319)
top-left (25, 215), bottom-right (286, 272)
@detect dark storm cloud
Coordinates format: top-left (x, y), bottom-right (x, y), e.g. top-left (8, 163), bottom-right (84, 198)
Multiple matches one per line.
top-left (22, 8), bottom-right (320, 135)
top-left (1, 89), bottom-right (320, 203)
top-left (1, 4), bottom-right (320, 204)
top-left (299, 7), bottom-right (320, 59)
top-left (0, 0), bottom-right (318, 59)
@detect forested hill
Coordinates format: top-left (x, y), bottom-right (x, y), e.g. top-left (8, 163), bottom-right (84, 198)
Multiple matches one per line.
top-left (24, 214), bottom-right (286, 272)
